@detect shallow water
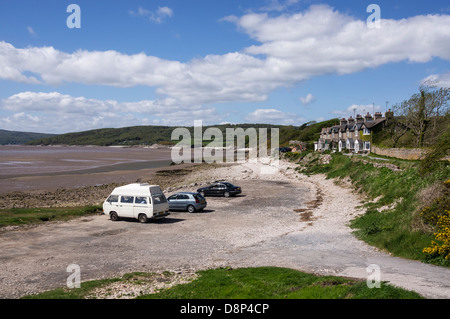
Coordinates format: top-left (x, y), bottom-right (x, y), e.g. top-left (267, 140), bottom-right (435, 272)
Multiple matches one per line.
top-left (0, 145), bottom-right (174, 193)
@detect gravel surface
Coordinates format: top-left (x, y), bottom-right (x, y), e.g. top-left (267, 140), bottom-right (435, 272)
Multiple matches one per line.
top-left (0, 159), bottom-right (449, 299)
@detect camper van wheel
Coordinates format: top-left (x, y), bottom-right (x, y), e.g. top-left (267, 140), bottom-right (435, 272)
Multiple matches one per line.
top-left (110, 212), bottom-right (119, 221)
top-left (187, 205), bottom-right (195, 213)
top-left (138, 214), bottom-right (148, 223)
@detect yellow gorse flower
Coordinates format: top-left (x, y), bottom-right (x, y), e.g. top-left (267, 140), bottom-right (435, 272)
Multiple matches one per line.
top-left (422, 188), bottom-right (450, 260)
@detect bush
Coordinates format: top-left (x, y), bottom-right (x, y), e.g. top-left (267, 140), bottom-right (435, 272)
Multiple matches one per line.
top-left (421, 180), bottom-right (450, 261)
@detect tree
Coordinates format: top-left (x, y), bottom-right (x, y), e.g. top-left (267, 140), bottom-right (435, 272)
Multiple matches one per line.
top-left (419, 127), bottom-right (450, 176)
top-left (393, 85), bottom-right (449, 148)
top-left (385, 117), bottom-right (408, 148)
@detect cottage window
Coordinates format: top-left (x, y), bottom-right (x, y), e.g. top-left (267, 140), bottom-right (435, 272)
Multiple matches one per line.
top-left (363, 128), bottom-right (370, 135)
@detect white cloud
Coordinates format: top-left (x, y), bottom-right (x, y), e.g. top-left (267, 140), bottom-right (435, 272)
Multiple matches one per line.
top-left (299, 93), bottom-right (315, 105)
top-left (130, 6), bottom-right (173, 23)
top-left (157, 6), bottom-right (173, 18)
top-left (27, 26), bottom-right (36, 36)
top-left (245, 108), bottom-right (303, 125)
top-left (421, 72), bottom-right (450, 88)
top-left (232, 5), bottom-right (450, 72)
top-left (0, 92), bottom-right (220, 133)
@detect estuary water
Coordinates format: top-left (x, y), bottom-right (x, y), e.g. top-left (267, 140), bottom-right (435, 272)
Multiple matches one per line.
top-left (0, 145), bottom-right (174, 193)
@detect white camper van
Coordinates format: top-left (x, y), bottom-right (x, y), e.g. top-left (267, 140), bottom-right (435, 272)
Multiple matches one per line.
top-left (103, 183), bottom-right (170, 223)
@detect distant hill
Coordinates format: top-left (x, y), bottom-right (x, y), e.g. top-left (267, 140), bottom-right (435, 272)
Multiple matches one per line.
top-left (0, 129), bottom-right (56, 145)
top-left (26, 120), bottom-right (339, 147)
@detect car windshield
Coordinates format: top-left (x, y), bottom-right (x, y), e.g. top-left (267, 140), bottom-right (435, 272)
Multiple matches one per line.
top-left (223, 182), bottom-right (235, 188)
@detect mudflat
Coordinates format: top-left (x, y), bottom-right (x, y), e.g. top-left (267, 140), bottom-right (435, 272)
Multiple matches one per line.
top-left (0, 145), bottom-right (174, 194)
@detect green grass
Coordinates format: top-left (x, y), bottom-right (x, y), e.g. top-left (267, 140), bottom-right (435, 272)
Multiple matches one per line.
top-left (22, 267), bottom-right (424, 299)
top-left (22, 277), bottom-right (122, 299)
top-left (0, 205), bottom-right (102, 228)
top-left (298, 152), bottom-right (450, 267)
top-left (140, 267), bottom-right (422, 299)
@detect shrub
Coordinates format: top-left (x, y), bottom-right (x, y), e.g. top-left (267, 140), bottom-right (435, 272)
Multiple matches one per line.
top-left (421, 180), bottom-right (450, 261)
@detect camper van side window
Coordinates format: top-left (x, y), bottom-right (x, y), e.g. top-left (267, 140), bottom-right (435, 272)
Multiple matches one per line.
top-left (135, 196), bottom-right (148, 204)
top-left (108, 195), bottom-right (119, 202)
top-left (120, 196), bottom-right (134, 203)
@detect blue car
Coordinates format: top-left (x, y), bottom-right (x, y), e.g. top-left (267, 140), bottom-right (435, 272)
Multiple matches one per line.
top-left (167, 192), bottom-right (207, 213)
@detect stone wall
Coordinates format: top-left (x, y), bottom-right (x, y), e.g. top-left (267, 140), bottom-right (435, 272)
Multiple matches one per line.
top-left (371, 146), bottom-right (450, 161)
top-left (371, 146), bottom-right (425, 160)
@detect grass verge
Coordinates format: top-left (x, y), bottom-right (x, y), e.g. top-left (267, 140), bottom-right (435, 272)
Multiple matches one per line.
top-left (0, 205), bottom-right (102, 229)
top-left (22, 267), bottom-right (424, 299)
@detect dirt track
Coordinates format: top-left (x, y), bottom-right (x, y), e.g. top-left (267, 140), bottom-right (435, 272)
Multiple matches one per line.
top-left (0, 160), bottom-right (449, 299)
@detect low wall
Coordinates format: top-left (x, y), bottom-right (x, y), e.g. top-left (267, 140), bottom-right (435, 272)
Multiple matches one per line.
top-left (371, 146), bottom-right (449, 161)
top-left (371, 146), bottom-right (425, 160)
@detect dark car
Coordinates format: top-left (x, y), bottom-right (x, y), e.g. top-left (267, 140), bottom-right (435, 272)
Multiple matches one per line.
top-left (167, 192), bottom-right (207, 213)
top-left (197, 182), bottom-right (242, 197)
top-left (278, 147), bottom-right (292, 153)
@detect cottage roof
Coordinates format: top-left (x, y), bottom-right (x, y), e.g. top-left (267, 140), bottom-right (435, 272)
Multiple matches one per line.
top-left (363, 118), bottom-right (386, 129)
top-left (331, 126), bottom-right (340, 133)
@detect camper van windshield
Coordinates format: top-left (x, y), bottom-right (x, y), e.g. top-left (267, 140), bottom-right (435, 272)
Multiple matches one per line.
top-left (152, 194), bottom-right (167, 204)
top-left (107, 195), bottom-right (119, 202)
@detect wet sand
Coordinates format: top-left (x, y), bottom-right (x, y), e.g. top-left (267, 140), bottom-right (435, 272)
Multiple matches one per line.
top-left (0, 145), bottom-right (175, 194)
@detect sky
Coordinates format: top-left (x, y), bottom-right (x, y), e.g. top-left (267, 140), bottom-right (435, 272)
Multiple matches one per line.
top-left (0, 0), bottom-right (449, 134)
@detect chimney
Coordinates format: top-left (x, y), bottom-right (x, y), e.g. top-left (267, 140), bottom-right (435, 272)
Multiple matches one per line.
top-left (374, 112), bottom-right (383, 120)
top-left (364, 112), bottom-right (373, 122)
top-left (340, 118), bottom-right (347, 126)
top-left (347, 116), bottom-right (355, 125)
top-left (356, 114), bottom-right (364, 123)
top-left (385, 108), bottom-right (394, 119)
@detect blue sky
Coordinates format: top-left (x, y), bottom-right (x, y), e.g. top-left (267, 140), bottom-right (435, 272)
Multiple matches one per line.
top-left (0, 0), bottom-right (449, 133)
